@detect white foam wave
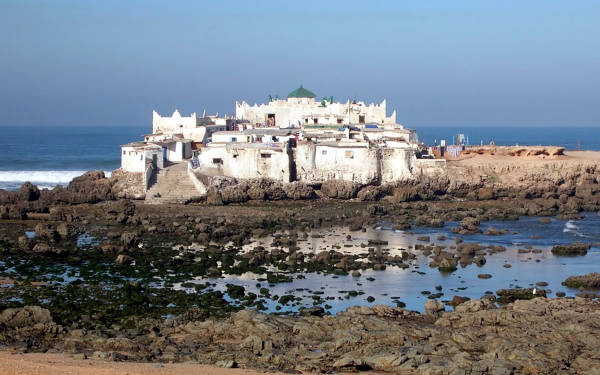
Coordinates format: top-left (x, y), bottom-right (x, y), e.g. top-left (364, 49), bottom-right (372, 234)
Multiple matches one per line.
top-left (563, 220), bottom-right (578, 233)
top-left (0, 170), bottom-right (112, 186)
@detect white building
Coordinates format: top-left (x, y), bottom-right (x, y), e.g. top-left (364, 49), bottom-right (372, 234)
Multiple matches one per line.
top-left (235, 86), bottom-right (397, 128)
top-left (152, 109), bottom-right (230, 144)
top-left (120, 142), bottom-right (163, 173)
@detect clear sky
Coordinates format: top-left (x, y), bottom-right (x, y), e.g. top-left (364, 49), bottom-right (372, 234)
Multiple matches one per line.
top-left (1, 0), bottom-right (599, 127)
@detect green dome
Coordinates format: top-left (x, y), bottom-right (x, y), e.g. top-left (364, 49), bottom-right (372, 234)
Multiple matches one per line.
top-left (287, 85), bottom-right (316, 99)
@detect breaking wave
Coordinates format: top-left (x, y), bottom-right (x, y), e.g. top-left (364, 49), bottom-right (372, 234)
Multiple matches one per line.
top-left (0, 170), bottom-right (112, 191)
top-left (563, 221), bottom-right (578, 233)
top-left (563, 220), bottom-right (591, 238)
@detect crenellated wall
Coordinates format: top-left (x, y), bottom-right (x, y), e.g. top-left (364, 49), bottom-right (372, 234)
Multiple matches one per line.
top-left (236, 99), bottom-right (396, 128)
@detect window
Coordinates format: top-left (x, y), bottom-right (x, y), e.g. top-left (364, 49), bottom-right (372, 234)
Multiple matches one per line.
top-left (305, 118), bottom-right (309, 124)
top-left (212, 158), bottom-right (223, 164)
top-left (233, 154), bottom-right (239, 158)
top-left (359, 115), bottom-right (365, 124)
top-left (345, 151), bottom-right (354, 159)
top-left (313, 118), bottom-right (318, 124)
top-left (261, 153), bottom-right (271, 159)
top-left (321, 150), bottom-right (327, 155)
top-left (123, 151), bottom-right (126, 155)
top-left (231, 137), bottom-right (237, 142)
top-left (337, 119), bottom-right (343, 124)
top-left (140, 155), bottom-right (143, 160)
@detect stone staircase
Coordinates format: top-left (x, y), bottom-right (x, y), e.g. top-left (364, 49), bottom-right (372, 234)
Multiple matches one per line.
top-left (145, 162), bottom-right (203, 204)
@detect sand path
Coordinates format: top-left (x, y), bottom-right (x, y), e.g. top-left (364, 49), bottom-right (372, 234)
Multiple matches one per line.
top-left (0, 350), bottom-right (383, 375)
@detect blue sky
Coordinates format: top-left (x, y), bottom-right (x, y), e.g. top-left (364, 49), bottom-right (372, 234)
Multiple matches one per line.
top-left (1, 0), bottom-right (599, 127)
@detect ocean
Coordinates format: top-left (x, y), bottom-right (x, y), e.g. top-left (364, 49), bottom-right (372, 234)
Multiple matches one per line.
top-left (0, 125), bottom-right (598, 191)
top-left (0, 125), bottom-right (145, 191)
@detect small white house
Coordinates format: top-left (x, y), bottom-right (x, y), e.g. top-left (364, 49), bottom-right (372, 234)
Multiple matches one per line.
top-left (121, 142), bottom-right (163, 173)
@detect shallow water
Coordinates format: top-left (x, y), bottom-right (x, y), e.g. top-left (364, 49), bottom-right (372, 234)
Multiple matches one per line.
top-left (179, 213), bottom-right (600, 314)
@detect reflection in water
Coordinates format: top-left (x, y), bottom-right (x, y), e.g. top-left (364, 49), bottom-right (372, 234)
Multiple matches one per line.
top-left (179, 213), bottom-right (600, 314)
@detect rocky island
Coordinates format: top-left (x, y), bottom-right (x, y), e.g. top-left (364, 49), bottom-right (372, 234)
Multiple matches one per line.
top-left (1, 145), bottom-right (600, 374)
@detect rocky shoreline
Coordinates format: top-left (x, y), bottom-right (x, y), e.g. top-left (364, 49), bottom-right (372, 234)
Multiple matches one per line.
top-left (1, 150), bottom-right (600, 373)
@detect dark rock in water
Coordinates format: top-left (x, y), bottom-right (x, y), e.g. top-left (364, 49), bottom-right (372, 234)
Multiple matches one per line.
top-left (536, 281), bottom-right (549, 287)
top-left (562, 272), bottom-right (600, 289)
top-left (496, 288), bottom-right (546, 304)
top-left (299, 306), bottom-right (325, 317)
top-left (539, 217), bottom-right (552, 224)
top-left (456, 217), bottom-right (482, 234)
top-left (473, 255), bottom-right (486, 266)
top-left (551, 242), bottom-right (590, 256)
top-left (32, 242), bottom-right (65, 257)
top-left (556, 291), bottom-right (566, 297)
top-left (34, 223), bottom-right (59, 241)
top-left (417, 236), bottom-right (430, 242)
top-left (503, 263), bottom-right (512, 268)
top-left (115, 254), bottom-right (133, 265)
top-left (478, 273), bottom-right (492, 279)
top-left (447, 295), bottom-right (470, 307)
top-left (437, 258), bottom-right (458, 273)
top-left (226, 284), bottom-right (246, 298)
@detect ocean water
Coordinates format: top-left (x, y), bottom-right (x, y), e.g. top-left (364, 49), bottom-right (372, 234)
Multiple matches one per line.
top-left (0, 125), bottom-right (598, 191)
top-left (0, 126), bottom-right (145, 190)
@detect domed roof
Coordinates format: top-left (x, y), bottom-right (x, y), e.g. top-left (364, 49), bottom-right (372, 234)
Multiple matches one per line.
top-left (287, 85), bottom-right (316, 99)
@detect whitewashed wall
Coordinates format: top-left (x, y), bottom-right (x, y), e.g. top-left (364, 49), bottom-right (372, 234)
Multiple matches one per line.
top-left (196, 145), bottom-right (291, 181)
top-left (296, 143), bottom-right (379, 184)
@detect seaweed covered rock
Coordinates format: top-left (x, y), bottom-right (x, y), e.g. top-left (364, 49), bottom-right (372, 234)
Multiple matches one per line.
top-left (562, 272), bottom-right (600, 289)
top-left (496, 288), bottom-right (546, 304)
top-left (551, 242), bottom-right (590, 256)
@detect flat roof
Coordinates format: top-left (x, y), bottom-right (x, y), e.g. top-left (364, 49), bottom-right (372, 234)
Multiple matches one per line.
top-left (208, 142), bottom-right (284, 150)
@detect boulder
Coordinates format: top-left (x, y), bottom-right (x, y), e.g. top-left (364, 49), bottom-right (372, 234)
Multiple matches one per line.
top-left (0, 306), bottom-right (52, 328)
top-left (220, 185), bottom-right (249, 204)
top-left (425, 300), bottom-right (445, 314)
top-left (283, 182), bottom-right (314, 200)
top-left (115, 254), bottom-right (133, 265)
top-left (19, 182), bottom-right (40, 202)
top-left (454, 299), bottom-right (496, 313)
top-left (321, 180), bottom-right (361, 199)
